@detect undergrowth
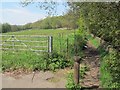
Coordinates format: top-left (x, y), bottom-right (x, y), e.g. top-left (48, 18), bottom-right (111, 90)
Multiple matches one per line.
top-left (66, 65), bottom-right (88, 89)
top-left (100, 47), bottom-right (120, 88)
top-left (2, 50), bottom-right (73, 72)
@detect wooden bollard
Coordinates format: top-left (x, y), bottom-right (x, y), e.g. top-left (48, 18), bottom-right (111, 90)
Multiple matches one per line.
top-left (74, 56), bottom-right (81, 84)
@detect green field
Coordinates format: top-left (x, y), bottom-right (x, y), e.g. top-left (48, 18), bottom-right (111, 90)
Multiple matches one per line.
top-left (2, 29), bottom-right (75, 53)
top-left (5, 29), bottom-right (75, 35)
top-left (2, 29), bottom-right (101, 72)
top-left (2, 29), bottom-right (76, 71)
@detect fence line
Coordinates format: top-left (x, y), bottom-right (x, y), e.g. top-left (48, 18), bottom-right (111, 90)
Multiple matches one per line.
top-left (1, 35), bottom-right (48, 38)
top-left (1, 40), bottom-right (47, 43)
top-left (1, 35), bottom-right (53, 54)
top-left (0, 44), bottom-right (47, 48)
top-left (0, 48), bottom-right (47, 52)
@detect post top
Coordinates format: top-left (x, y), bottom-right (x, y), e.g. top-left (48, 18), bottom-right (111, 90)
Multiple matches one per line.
top-left (74, 56), bottom-right (81, 62)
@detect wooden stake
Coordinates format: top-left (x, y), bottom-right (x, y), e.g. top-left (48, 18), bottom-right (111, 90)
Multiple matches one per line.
top-left (74, 56), bottom-right (80, 84)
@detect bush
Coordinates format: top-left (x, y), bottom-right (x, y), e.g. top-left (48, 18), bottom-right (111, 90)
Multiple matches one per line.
top-left (2, 50), bottom-right (73, 72)
top-left (42, 51), bottom-right (73, 71)
top-left (100, 50), bottom-right (120, 88)
top-left (68, 29), bottom-right (87, 57)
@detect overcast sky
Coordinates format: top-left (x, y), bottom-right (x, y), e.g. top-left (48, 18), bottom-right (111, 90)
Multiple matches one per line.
top-left (0, 0), bottom-right (69, 25)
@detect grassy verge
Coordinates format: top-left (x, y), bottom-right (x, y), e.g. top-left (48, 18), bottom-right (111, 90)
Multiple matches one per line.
top-left (65, 65), bottom-right (88, 89)
top-left (100, 49), bottom-right (120, 88)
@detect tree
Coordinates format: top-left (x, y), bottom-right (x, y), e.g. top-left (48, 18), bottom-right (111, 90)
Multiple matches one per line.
top-left (69, 2), bottom-right (120, 49)
top-left (2, 23), bottom-right (11, 33)
top-left (21, 1), bottom-right (120, 49)
top-left (11, 25), bottom-right (19, 32)
top-left (22, 23), bottom-right (32, 30)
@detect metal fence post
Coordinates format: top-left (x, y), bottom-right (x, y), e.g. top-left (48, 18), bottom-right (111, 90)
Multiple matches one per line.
top-left (12, 35), bottom-right (15, 50)
top-left (48, 36), bottom-right (53, 53)
top-left (74, 56), bottom-right (81, 84)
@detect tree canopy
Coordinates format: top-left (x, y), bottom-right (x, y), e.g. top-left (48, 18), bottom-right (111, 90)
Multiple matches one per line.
top-left (69, 2), bottom-right (120, 50)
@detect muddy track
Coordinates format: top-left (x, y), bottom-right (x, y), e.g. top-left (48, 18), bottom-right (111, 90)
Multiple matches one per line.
top-left (80, 45), bottom-right (100, 89)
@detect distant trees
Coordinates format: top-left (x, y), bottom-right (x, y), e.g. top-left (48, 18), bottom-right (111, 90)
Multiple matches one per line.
top-left (1, 23), bottom-right (23, 33)
top-left (22, 23), bottom-right (32, 30)
top-left (11, 25), bottom-right (19, 32)
top-left (1, 14), bottom-right (79, 33)
top-left (29, 16), bottom-right (78, 30)
top-left (2, 23), bottom-right (11, 33)
top-left (1, 24), bottom-right (21, 33)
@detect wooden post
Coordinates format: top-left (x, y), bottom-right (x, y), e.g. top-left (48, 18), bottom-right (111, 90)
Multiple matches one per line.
top-left (48, 36), bottom-right (53, 53)
top-left (74, 56), bottom-right (80, 84)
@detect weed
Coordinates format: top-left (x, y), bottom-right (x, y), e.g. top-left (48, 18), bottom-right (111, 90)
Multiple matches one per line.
top-left (66, 65), bottom-right (88, 89)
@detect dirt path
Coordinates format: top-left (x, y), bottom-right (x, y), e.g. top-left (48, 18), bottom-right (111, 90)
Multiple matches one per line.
top-left (80, 42), bottom-right (100, 88)
top-left (2, 41), bottom-right (100, 89)
top-left (2, 69), bottom-right (69, 88)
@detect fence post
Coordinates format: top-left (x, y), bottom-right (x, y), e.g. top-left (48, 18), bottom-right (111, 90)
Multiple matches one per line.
top-left (59, 33), bottom-right (62, 52)
top-left (66, 36), bottom-right (69, 57)
top-left (12, 35), bottom-right (15, 50)
top-left (74, 56), bottom-right (81, 85)
top-left (48, 36), bottom-right (53, 53)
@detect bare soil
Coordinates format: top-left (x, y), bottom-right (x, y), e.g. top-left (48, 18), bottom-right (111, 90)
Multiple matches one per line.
top-left (2, 68), bottom-right (70, 88)
top-left (80, 42), bottom-right (100, 89)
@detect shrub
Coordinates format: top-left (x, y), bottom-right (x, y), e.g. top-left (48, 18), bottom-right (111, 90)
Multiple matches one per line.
top-left (42, 51), bottom-right (73, 71)
top-left (100, 50), bottom-right (120, 88)
top-left (68, 30), bottom-right (87, 57)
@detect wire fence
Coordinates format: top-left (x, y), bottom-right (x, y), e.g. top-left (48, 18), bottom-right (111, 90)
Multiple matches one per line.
top-left (53, 33), bottom-right (75, 58)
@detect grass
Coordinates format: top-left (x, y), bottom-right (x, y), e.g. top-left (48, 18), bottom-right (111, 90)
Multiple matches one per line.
top-left (87, 34), bottom-right (100, 48)
top-left (2, 29), bottom-right (75, 72)
top-left (2, 28), bottom-right (101, 73)
top-left (100, 58), bottom-right (112, 88)
top-left (2, 29), bottom-right (75, 51)
top-left (2, 50), bottom-right (44, 71)
top-left (100, 49), bottom-right (120, 88)
top-left (65, 65), bottom-right (88, 89)
top-left (5, 29), bottom-right (74, 35)
top-left (89, 38), bottom-right (100, 48)
top-left (2, 29), bottom-right (75, 52)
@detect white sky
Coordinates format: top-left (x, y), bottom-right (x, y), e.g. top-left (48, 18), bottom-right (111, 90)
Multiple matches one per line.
top-left (0, 8), bottom-right (46, 25)
top-left (0, 1), bottom-right (69, 25)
